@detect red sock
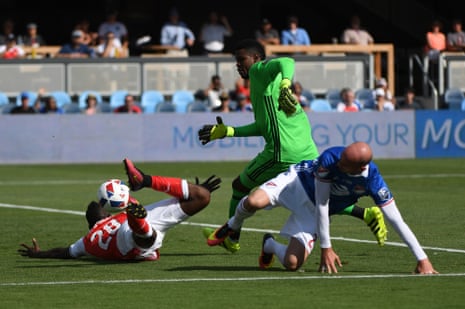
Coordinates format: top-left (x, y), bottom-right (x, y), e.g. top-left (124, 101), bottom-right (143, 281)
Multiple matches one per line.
top-left (127, 215), bottom-right (152, 238)
top-left (150, 176), bottom-right (187, 199)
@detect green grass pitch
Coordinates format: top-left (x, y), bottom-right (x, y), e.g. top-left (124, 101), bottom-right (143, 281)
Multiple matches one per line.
top-left (1, 159), bottom-right (465, 308)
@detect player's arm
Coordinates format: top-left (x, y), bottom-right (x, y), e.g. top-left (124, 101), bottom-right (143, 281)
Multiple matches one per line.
top-left (198, 116), bottom-right (259, 145)
top-left (18, 238), bottom-right (73, 259)
top-left (315, 178), bottom-right (342, 273)
top-left (380, 200), bottom-right (438, 274)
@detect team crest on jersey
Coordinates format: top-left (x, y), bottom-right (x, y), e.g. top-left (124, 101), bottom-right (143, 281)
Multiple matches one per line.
top-left (377, 187), bottom-right (390, 200)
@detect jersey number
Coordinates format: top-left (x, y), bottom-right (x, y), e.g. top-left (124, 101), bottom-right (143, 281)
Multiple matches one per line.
top-left (89, 219), bottom-right (121, 250)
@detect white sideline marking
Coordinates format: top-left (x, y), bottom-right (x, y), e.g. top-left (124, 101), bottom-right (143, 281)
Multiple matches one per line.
top-left (2, 273), bottom-right (465, 287)
top-left (3, 203), bottom-right (465, 255)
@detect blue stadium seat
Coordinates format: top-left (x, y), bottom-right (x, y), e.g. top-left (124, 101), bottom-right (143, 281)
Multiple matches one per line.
top-left (310, 99), bottom-right (333, 112)
top-left (155, 101), bottom-right (176, 113)
top-left (186, 101), bottom-right (209, 112)
top-left (141, 90), bottom-right (165, 113)
top-left (109, 90), bottom-right (129, 109)
top-left (355, 88), bottom-right (375, 109)
top-left (325, 88), bottom-right (341, 109)
top-left (50, 91), bottom-right (72, 107)
top-left (172, 90), bottom-right (195, 113)
top-left (444, 88), bottom-right (465, 110)
top-left (0, 92), bottom-right (10, 105)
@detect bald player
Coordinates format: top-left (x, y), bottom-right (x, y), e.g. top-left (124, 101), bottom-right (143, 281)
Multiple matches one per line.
top-left (207, 142), bottom-right (438, 274)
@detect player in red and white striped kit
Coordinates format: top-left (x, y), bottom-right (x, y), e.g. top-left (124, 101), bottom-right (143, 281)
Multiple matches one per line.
top-left (18, 158), bottom-right (221, 261)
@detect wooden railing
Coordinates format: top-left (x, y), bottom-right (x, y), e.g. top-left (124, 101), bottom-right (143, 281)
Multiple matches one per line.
top-left (265, 44), bottom-right (395, 95)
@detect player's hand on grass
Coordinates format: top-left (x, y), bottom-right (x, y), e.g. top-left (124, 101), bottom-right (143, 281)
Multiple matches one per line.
top-left (198, 116), bottom-right (234, 145)
top-left (278, 78), bottom-right (299, 116)
top-left (18, 238), bottom-right (41, 257)
top-left (319, 247), bottom-right (342, 274)
top-left (414, 258), bottom-right (439, 275)
top-left (195, 175), bottom-right (222, 193)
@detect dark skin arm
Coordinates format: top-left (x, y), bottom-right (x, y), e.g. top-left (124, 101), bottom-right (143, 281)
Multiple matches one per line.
top-left (18, 238), bottom-right (73, 259)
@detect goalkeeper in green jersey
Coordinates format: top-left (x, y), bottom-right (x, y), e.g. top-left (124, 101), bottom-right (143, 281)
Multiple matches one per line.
top-left (198, 38), bottom-right (386, 253)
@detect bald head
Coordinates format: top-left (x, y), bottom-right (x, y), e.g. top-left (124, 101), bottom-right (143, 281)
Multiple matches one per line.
top-left (338, 142), bottom-right (373, 174)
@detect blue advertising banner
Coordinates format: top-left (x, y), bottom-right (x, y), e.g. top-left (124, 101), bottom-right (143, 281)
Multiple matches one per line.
top-left (415, 111), bottom-right (465, 158)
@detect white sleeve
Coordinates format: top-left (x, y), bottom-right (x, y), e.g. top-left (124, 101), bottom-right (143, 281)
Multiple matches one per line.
top-left (315, 178), bottom-right (332, 248)
top-left (381, 200), bottom-right (428, 261)
top-left (68, 237), bottom-right (87, 258)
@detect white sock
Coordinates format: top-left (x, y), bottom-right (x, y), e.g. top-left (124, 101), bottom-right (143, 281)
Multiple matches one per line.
top-left (228, 198), bottom-right (255, 231)
top-left (266, 237), bottom-right (287, 265)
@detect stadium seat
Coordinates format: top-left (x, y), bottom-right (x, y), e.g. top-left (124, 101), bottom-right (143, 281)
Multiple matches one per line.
top-left (310, 99), bottom-right (333, 112)
top-left (155, 101), bottom-right (176, 113)
top-left (301, 89), bottom-right (315, 102)
top-left (355, 88), bottom-right (375, 109)
top-left (96, 103), bottom-right (113, 113)
top-left (62, 103), bottom-right (82, 114)
top-left (141, 90), bottom-right (165, 113)
top-left (444, 88), bottom-right (465, 110)
top-left (0, 92), bottom-right (10, 105)
top-left (0, 103), bottom-right (16, 114)
top-left (186, 101), bottom-right (209, 112)
top-left (325, 88), bottom-right (341, 109)
top-left (109, 90), bottom-right (129, 109)
top-left (49, 91), bottom-right (72, 107)
top-left (78, 91), bottom-right (103, 109)
top-left (172, 90), bottom-right (195, 113)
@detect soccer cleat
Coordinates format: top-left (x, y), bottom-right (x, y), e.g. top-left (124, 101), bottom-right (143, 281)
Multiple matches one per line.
top-left (364, 207), bottom-right (388, 246)
top-left (123, 158), bottom-right (145, 191)
top-left (206, 223), bottom-right (235, 247)
top-left (126, 202), bottom-right (147, 219)
top-left (202, 227), bottom-right (240, 253)
top-left (259, 233), bottom-right (275, 269)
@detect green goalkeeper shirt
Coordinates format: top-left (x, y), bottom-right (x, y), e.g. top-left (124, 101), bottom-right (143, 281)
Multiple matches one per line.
top-left (233, 57), bottom-right (319, 163)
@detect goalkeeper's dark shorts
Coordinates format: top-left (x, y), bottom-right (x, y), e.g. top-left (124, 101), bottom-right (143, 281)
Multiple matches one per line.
top-left (239, 153), bottom-right (292, 191)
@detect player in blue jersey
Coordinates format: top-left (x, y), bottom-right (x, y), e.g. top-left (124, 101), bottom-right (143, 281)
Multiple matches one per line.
top-left (208, 142), bottom-right (438, 274)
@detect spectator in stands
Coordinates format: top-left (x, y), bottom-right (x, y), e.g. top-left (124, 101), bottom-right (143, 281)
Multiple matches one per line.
top-left (10, 92), bottom-right (37, 114)
top-left (74, 19), bottom-right (99, 47)
top-left (39, 96), bottom-right (64, 114)
top-left (204, 74), bottom-right (227, 109)
top-left (341, 15), bottom-right (374, 45)
top-left (234, 93), bottom-right (253, 112)
top-left (160, 8), bottom-right (195, 55)
top-left (374, 88), bottom-right (395, 111)
top-left (281, 16), bottom-right (311, 46)
top-left (96, 30), bottom-right (128, 58)
top-left (425, 20), bottom-right (446, 62)
top-left (291, 81), bottom-right (311, 111)
top-left (21, 23), bottom-right (46, 47)
top-left (336, 87), bottom-right (361, 112)
top-left (56, 30), bottom-right (96, 58)
top-left (375, 77), bottom-right (395, 103)
top-left (234, 77), bottom-right (250, 103)
top-left (97, 10), bottom-right (128, 45)
top-left (0, 34), bottom-right (25, 59)
top-left (446, 19), bottom-right (465, 52)
top-left (198, 10), bottom-right (233, 54)
top-left (396, 87), bottom-right (424, 110)
top-left (0, 18), bottom-right (20, 45)
top-left (255, 18), bottom-right (280, 46)
top-left (83, 94), bottom-right (98, 115)
top-left (212, 91), bottom-right (232, 112)
top-left (114, 94), bottom-right (142, 113)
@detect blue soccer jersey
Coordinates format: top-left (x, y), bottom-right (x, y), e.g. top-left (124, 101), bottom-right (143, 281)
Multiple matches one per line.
top-left (295, 146), bottom-right (393, 215)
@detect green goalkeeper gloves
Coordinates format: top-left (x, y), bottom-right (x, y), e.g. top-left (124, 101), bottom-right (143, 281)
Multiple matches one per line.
top-left (278, 78), bottom-right (299, 116)
top-left (198, 116), bottom-right (234, 145)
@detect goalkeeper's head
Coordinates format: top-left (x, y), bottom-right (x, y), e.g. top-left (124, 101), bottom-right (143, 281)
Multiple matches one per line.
top-left (234, 39), bottom-right (266, 79)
